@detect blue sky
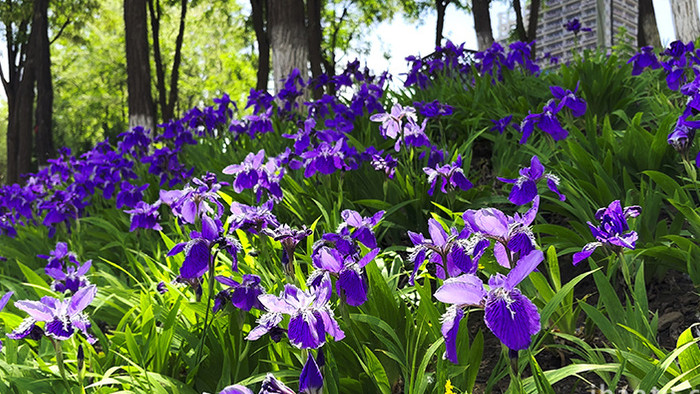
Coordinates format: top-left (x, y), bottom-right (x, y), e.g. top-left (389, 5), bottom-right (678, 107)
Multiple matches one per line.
top-left (363, 0), bottom-right (683, 81)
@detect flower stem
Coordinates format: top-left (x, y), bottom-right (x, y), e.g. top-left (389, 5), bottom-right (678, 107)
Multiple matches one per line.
top-left (52, 339), bottom-right (69, 389)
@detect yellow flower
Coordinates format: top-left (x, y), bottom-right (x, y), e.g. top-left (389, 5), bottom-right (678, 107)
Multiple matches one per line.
top-left (445, 379), bottom-right (455, 394)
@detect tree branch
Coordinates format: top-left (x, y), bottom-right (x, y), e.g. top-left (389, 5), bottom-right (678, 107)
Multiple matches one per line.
top-left (49, 17), bottom-right (71, 45)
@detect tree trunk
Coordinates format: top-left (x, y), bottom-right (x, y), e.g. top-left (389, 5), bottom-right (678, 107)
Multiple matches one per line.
top-left (512, 0), bottom-right (527, 42)
top-left (124, 0), bottom-right (155, 131)
top-left (251, 0), bottom-right (270, 91)
top-left (268, 0), bottom-right (308, 93)
top-left (526, 0), bottom-right (540, 57)
top-left (14, 23), bottom-right (37, 181)
top-left (148, 0), bottom-right (166, 122)
top-left (638, 0), bottom-right (661, 48)
top-left (670, 0), bottom-right (700, 43)
top-left (472, 0), bottom-right (494, 50)
top-left (435, 0), bottom-right (449, 48)
top-left (34, 0), bottom-right (53, 166)
top-left (307, 0), bottom-right (323, 98)
top-left (3, 13), bottom-right (29, 184)
top-left (165, 0), bottom-right (187, 121)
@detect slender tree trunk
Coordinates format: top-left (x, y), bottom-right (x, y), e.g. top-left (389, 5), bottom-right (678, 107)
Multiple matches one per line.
top-left (512, 0), bottom-right (527, 42)
top-left (670, 0), bottom-right (700, 43)
top-left (165, 0), bottom-right (187, 121)
top-left (148, 0), bottom-right (165, 122)
top-left (251, 0), bottom-right (270, 91)
top-left (34, 0), bottom-right (53, 166)
top-left (3, 13), bottom-right (29, 184)
top-left (15, 23), bottom-right (37, 181)
top-left (526, 0), bottom-right (540, 57)
top-left (472, 0), bottom-right (494, 50)
top-left (638, 0), bottom-right (661, 48)
top-left (307, 0), bottom-right (323, 98)
top-left (124, 0), bottom-right (155, 131)
top-left (435, 0), bottom-right (449, 48)
top-left (268, 0), bottom-right (308, 93)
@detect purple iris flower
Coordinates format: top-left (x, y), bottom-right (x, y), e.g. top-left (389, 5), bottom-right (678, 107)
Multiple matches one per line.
top-left (519, 100), bottom-right (568, 144)
top-left (397, 118), bottom-right (431, 152)
top-left (299, 353), bottom-right (324, 394)
top-left (435, 249), bottom-right (543, 362)
top-left (628, 46), bottom-right (661, 76)
top-left (564, 18), bottom-right (591, 34)
top-left (497, 156), bottom-right (565, 205)
top-left (213, 274), bottom-right (265, 312)
top-left (246, 275), bottom-right (344, 349)
top-left (10, 285), bottom-right (97, 344)
top-left (223, 149), bottom-right (266, 193)
top-left (423, 155), bottom-right (473, 196)
top-left (300, 140), bottom-right (348, 177)
top-left (407, 218), bottom-right (480, 284)
top-left (363, 147), bottom-right (398, 179)
top-left (160, 174), bottom-right (225, 224)
top-left (229, 200), bottom-right (280, 234)
top-left (550, 83), bottom-right (587, 117)
top-left (259, 374), bottom-right (296, 394)
top-left (309, 246), bottom-right (379, 306)
top-left (0, 291), bottom-right (13, 350)
top-left (38, 243), bottom-right (91, 293)
top-left (413, 100), bottom-right (454, 118)
top-left (490, 115), bottom-right (517, 134)
top-left (115, 181), bottom-right (149, 209)
top-left (219, 384), bottom-right (254, 394)
top-left (340, 209), bottom-right (384, 249)
top-left (369, 104), bottom-right (417, 139)
top-left (282, 118), bottom-right (314, 155)
top-left (168, 215), bottom-right (241, 278)
top-left (572, 200), bottom-right (641, 265)
top-left (668, 112), bottom-right (700, 155)
top-left (124, 200), bottom-right (163, 232)
top-left (262, 224), bottom-right (313, 273)
top-left (463, 197), bottom-right (539, 268)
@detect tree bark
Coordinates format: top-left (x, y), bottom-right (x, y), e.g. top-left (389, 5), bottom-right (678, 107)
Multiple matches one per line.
top-left (526, 0), bottom-right (540, 57)
top-left (165, 0), bottom-right (187, 121)
top-left (512, 0), bottom-right (527, 42)
top-left (14, 20), bottom-right (37, 182)
top-left (251, 0), bottom-right (270, 91)
top-left (435, 0), bottom-right (449, 48)
top-left (472, 0), bottom-right (494, 50)
top-left (670, 0), bottom-right (700, 43)
top-left (124, 0), bottom-right (155, 131)
top-left (307, 0), bottom-right (323, 98)
top-left (148, 0), bottom-right (166, 122)
top-left (34, 0), bottom-right (53, 166)
top-left (268, 0), bottom-right (308, 93)
top-left (638, 0), bottom-right (661, 48)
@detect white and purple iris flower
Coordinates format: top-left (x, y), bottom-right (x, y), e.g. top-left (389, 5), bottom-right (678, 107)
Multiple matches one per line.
top-left (463, 196), bottom-right (539, 268)
top-left (408, 218), bottom-right (482, 284)
top-left (572, 200), bottom-right (641, 265)
top-left (369, 103), bottom-right (417, 139)
top-left (9, 284), bottom-right (97, 344)
top-left (498, 156), bottom-right (565, 205)
top-left (435, 249), bottom-right (544, 363)
top-left (423, 155), bottom-right (473, 196)
top-left (39, 242), bottom-right (92, 294)
top-left (246, 275), bottom-right (344, 349)
top-left (223, 149), bottom-right (285, 202)
top-left (262, 224), bottom-right (313, 273)
top-left (160, 174), bottom-right (225, 224)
